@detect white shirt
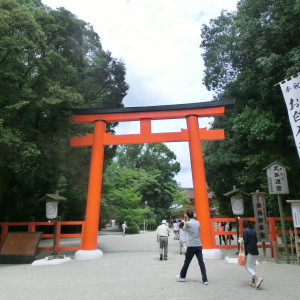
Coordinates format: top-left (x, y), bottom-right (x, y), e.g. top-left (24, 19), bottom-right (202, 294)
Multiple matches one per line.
top-left (179, 228), bottom-right (186, 242)
top-left (173, 223), bottom-right (179, 231)
top-left (156, 224), bottom-right (170, 237)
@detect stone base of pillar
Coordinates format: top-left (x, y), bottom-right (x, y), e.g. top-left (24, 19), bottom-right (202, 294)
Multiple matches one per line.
top-left (203, 249), bottom-right (222, 259)
top-left (74, 249), bottom-right (103, 260)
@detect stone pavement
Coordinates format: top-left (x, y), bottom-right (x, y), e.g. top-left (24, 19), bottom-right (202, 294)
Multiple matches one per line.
top-left (0, 228), bottom-right (299, 300)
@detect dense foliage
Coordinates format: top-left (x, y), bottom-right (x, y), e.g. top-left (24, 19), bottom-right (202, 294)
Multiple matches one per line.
top-left (201, 0), bottom-right (300, 216)
top-left (0, 0), bottom-right (128, 221)
top-left (101, 144), bottom-right (190, 232)
top-left (0, 0), bottom-right (186, 230)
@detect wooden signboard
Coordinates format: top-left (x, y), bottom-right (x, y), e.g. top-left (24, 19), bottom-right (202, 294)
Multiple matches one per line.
top-left (265, 162), bottom-right (289, 194)
top-left (0, 232), bottom-right (42, 264)
top-left (252, 192), bottom-right (270, 242)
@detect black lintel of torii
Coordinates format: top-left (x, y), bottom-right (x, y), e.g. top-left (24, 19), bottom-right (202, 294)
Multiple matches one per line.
top-left (69, 99), bottom-right (235, 115)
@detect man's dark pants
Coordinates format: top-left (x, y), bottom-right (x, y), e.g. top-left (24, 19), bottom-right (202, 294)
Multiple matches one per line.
top-left (180, 246), bottom-right (207, 282)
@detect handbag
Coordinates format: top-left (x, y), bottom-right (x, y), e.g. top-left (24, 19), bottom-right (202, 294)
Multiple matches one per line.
top-left (238, 241), bottom-right (246, 266)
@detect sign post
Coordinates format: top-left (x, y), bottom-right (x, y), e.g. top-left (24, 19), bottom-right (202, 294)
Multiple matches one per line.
top-left (286, 200), bottom-right (300, 264)
top-left (251, 190), bottom-right (269, 261)
top-left (264, 162), bottom-right (290, 263)
top-left (286, 200), bottom-right (300, 228)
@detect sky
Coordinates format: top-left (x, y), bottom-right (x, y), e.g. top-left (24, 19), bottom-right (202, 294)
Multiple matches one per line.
top-left (42, 0), bottom-right (238, 187)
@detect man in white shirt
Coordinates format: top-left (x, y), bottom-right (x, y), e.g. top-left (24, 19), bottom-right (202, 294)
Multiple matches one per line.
top-left (122, 222), bottom-right (127, 236)
top-left (156, 220), bottom-right (171, 260)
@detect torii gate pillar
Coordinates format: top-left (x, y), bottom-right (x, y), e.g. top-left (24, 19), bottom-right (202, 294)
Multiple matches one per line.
top-left (187, 115), bottom-right (216, 251)
top-left (75, 120), bottom-right (105, 260)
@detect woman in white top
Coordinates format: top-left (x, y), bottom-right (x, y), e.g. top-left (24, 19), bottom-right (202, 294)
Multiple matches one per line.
top-left (179, 222), bottom-right (187, 254)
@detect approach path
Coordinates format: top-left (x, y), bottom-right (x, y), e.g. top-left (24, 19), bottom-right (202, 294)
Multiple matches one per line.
top-left (0, 227), bottom-right (299, 300)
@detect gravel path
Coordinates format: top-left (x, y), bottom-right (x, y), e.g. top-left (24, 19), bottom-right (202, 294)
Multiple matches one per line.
top-left (0, 228), bottom-right (299, 300)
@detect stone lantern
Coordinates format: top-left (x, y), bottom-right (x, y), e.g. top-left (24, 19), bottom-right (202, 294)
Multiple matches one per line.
top-left (224, 186), bottom-right (250, 252)
top-left (224, 186), bottom-right (249, 216)
top-left (39, 191), bottom-right (66, 220)
top-left (39, 191), bottom-right (66, 257)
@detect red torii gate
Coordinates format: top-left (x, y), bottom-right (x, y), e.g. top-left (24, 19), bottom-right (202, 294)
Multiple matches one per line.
top-left (70, 99), bottom-right (234, 260)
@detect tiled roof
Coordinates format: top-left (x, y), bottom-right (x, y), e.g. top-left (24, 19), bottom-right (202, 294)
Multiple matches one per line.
top-left (181, 188), bottom-right (213, 199)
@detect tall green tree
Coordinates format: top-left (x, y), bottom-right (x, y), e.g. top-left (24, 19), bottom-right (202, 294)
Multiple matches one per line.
top-left (101, 162), bottom-right (155, 233)
top-left (200, 0), bottom-right (300, 216)
top-left (0, 0), bottom-right (128, 220)
top-left (102, 144), bottom-right (188, 227)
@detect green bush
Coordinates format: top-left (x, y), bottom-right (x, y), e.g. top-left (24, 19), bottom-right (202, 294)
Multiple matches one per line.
top-left (127, 223), bottom-right (140, 234)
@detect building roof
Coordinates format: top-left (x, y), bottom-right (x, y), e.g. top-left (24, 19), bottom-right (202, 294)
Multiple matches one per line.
top-left (181, 188), bottom-right (213, 199)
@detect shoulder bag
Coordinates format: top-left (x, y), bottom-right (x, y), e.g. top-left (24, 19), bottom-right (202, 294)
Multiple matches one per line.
top-left (238, 241), bottom-right (246, 266)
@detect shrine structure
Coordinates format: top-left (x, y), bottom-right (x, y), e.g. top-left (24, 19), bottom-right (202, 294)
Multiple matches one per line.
top-left (70, 99), bottom-right (234, 260)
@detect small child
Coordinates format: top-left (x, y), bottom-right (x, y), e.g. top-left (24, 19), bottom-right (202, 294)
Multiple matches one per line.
top-left (179, 222), bottom-right (187, 254)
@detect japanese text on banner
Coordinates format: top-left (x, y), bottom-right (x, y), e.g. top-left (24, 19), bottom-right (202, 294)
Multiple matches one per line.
top-left (280, 74), bottom-right (300, 158)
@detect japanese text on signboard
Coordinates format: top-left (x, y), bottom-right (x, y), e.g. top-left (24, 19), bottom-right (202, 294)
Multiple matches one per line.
top-left (280, 75), bottom-right (300, 158)
top-left (291, 203), bottom-right (300, 228)
top-left (266, 164), bottom-right (289, 194)
top-left (252, 193), bottom-right (269, 242)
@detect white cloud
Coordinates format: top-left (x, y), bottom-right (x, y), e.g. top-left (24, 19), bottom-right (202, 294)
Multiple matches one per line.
top-left (42, 0), bottom-right (238, 187)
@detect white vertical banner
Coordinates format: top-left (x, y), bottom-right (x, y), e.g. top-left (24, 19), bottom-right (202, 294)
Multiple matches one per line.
top-left (291, 202), bottom-right (300, 228)
top-left (279, 73), bottom-right (300, 158)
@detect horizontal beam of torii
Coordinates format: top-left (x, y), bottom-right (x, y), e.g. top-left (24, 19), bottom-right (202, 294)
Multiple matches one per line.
top-left (69, 99), bottom-right (235, 260)
top-left (71, 127), bottom-right (224, 146)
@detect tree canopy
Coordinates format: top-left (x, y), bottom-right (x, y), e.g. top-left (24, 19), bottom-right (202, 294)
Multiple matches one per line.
top-left (0, 0), bottom-right (128, 221)
top-left (0, 0), bottom-right (187, 229)
top-left (101, 144), bottom-right (189, 231)
top-left (200, 0), bottom-right (300, 216)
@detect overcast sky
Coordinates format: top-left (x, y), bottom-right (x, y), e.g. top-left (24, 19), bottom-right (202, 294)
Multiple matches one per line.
top-left (42, 0), bottom-right (238, 187)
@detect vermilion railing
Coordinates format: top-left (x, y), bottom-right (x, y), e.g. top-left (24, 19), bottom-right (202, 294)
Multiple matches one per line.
top-left (0, 221), bottom-right (85, 254)
top-left (212, 216), bottom-right (298, 257)
top-left (0, 217), bottom-right (297, 257)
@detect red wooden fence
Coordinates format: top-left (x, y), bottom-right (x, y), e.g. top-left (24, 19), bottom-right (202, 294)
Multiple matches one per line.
top-left (0, 221), bottom-right (85, 255)
top-left (212, 217), bottom-right (299, 257)
top-left (0, 217), bottom-right (298, 257)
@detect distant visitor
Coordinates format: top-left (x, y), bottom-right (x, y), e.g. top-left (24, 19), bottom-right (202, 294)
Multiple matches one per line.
top-left (156, 220), bottom-right (171, 260)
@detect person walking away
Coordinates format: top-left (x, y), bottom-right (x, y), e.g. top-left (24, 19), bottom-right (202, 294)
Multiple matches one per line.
top-left (225, 222), bottom-right (233, 245)
top-left (214, 222), bottom-right (219, 245)
top-left (176, 210), bottom-right (208, 285)
top-left (243, 218), bottom-right (263, 289)
top-left (156, 220), bottom-right (171, 260)
top-left (122, 222), bottom-right (128, 236)
top-left (173, 221), bottom-right (179, 240)
top-left (179, 222), bottom-right (187, 254)
top-left (218, 222), bottom-right (224, 245)
top-left (221, 222), bottom-right (227, 245)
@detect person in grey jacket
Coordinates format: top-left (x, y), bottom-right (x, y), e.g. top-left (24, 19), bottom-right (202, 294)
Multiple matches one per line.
top-left (176, 210), bottom-right (208, 285)
top-left (243, 218), bottom-right (263, 289)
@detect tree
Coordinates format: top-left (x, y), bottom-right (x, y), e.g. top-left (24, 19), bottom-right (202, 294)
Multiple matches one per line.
top-left (116, 144), bottom-right (182, 222)
top-left (200, 0), bottom-right (300, 216)
top-left (101, 143), bottom-right (187, 229)
top-left (101, 163), bottom-right (154, 233)
top-left (0, 0), bottom-right (128, 220)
